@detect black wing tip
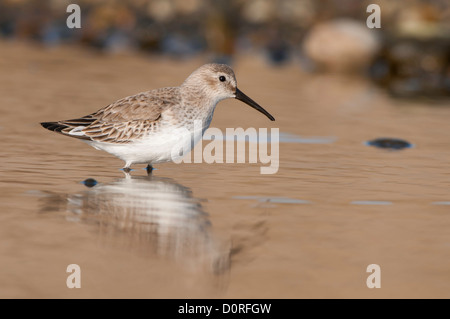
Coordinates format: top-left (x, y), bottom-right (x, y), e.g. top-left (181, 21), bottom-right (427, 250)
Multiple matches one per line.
top-left (41, 122), bottom-right (54, 129)
top-left (40, 121), bottom-right (66, 133)
top-left (40, 121), bottom-right (93, 141)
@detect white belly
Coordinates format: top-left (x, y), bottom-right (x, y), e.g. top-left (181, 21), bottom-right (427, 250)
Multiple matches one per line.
top-left (86, 124), bottom-right (205, 166)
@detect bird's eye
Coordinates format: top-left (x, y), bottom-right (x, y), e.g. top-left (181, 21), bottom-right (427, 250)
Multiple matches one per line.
top-left (219, 76), bottom-right (226, 82)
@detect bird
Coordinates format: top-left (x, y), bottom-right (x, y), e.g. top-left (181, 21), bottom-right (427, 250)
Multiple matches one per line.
top-left (41, 63), bottom-right (275, 173)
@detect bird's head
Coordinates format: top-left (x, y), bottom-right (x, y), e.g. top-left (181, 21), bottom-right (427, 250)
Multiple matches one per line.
top-left (182, 63), bottom-right (275, 121)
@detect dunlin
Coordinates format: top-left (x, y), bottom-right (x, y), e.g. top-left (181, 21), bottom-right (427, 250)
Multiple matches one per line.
top-left (41, 63), bottom-right (275, 172)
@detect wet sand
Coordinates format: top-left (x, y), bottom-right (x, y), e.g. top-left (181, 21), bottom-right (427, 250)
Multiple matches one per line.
top-left (1, 41), bottom-right (450, 298)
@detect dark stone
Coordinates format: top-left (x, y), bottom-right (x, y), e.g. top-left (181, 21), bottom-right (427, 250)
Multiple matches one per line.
top-left (366, 138), bottom-right (412, 150)
top-left (82, 178), bottom-right (98, 188)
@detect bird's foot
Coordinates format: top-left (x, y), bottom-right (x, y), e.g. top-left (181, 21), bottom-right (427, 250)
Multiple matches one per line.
top-left (146, 164), bottom-right (154, 175)
top-left (121, 167), bottom-right (133, 173)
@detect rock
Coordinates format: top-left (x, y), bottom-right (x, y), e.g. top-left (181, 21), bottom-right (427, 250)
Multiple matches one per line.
top-left (303, 19), bottom-right (381, 72)
top-left (82, 178), bottom-right (98, 188)
top-left (366, 138), bottom-right (412, 150)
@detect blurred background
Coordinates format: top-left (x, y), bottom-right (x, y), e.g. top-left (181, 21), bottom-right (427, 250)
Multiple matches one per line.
top-left (1, 0), bottom-right (449, 98)
top-left (2, 0), bottom-right (450, 299)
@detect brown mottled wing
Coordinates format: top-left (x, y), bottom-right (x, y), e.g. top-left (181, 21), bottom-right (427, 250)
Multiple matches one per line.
top-left (50, 88), bottom-right (180, 143)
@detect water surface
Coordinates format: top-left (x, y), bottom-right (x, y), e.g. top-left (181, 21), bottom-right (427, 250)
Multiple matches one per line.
top-left (1, 42), bottom-right (450, 298)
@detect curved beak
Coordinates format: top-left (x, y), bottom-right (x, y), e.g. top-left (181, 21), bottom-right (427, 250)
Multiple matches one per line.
top-left (235, 88), bottom-right (275, 121)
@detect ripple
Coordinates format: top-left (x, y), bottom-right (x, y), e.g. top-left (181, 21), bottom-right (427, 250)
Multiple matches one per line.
top-left (351, 200), bottom-right (393, 205)
top-left (431, 202), bottom-right (450, 206)
top-left (203, 131), bottom-right (337, 144)
top-left (233, 196), bottom-right (311, 204)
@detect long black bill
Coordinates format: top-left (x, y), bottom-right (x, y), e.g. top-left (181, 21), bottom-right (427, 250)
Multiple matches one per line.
top-left (235, 88), bottom-right (275, 121)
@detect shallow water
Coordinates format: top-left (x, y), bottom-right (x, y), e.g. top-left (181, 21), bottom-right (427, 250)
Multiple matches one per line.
top-left (1, 42), bottom-right (450, 298)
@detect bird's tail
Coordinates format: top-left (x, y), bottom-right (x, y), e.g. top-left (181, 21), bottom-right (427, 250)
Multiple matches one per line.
top-left (40, 122), bottom-right (68, 133)
top-left (40, 121), bottom-right (92, 140)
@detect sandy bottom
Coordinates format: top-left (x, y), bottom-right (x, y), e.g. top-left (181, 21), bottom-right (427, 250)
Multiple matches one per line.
top-left (1, 41), bottom-right (450, 298)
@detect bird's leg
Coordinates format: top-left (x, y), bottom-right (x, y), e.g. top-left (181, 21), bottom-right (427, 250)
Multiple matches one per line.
top-left (146, 164), bottom-right (154, 175)
top-left (122, 167), bottom-right (132, 173)
top-left (122, 161), bottom-right (133, 174)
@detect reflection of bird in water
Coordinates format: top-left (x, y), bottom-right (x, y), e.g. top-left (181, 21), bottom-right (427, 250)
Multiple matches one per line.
top-left (39, 173), bottom-right (230, 277)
